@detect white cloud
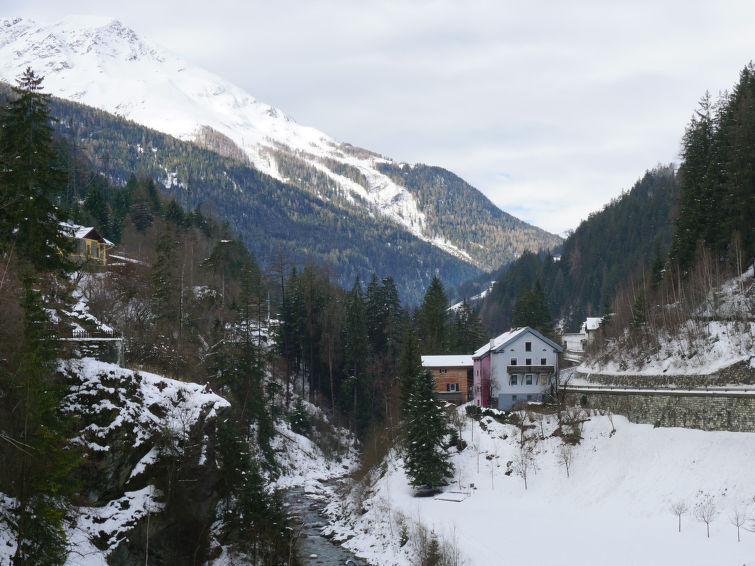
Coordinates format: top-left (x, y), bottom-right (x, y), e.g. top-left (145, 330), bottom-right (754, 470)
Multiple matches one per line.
top-left (7, 0), bottom-right (755, 233)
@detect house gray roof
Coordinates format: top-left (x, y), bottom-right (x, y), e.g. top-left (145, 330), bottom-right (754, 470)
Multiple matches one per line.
top-left (473, 326), bottom-right (563, 358)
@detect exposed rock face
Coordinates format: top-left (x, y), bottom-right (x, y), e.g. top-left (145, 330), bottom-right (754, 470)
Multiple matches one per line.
top-left (60, 358), bottom-right (230, 563)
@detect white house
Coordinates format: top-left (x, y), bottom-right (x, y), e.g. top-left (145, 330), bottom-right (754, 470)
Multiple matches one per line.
top-left (582, 317), bottom-right (603, 339)
top-left (472, 327), bottom-right (562, 410)
top-left (563, 317), bottom-right (604, 358)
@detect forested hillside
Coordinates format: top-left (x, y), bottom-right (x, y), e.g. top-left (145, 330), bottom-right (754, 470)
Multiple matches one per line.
top-left (670, 62), bottom-right (755, 271)
top-left (479, 165), bottom-right (679, 333)
top-left (0, 69), bottom-right (305, 564)
top-left (0, 82), bottom-right (483, 304)
top-left (479, 63), bottom-right (754, 338)
top-left (376, 163), bottom-right (561, 269)
top-left (587, 63), bottom-right (755, 361)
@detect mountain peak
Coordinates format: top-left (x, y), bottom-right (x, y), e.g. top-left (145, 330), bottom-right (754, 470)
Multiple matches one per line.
top-left (0, 15), bottom-right (560, 272)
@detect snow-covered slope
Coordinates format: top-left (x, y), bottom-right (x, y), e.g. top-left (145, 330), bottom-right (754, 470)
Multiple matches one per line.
top-left (326, 409), bottom-right (755, 566)
top-left (0, 15), bottom-right (490, 262)
top-left (580, 266), bottom-right (755, 376)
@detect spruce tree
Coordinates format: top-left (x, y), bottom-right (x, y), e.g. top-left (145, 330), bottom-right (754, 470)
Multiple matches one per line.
top-left (420, 276), bottom-right (449, 354)
top-left (1, 278), bottom-right (77, 565)
top-left (450, 300), bottom-right (486, 353)
top-left (512, 281), bottom-right (554, 338)
top-left (403, 369), bottom-right (453, 492)
top-left (342, 277), bottom-right (370, 432)
top-left (398, 327), bottom-right (422, 416)
top-left (670, 93), bottom-right (714, 270)
top-left (0, 68), bottom-right (71, 273)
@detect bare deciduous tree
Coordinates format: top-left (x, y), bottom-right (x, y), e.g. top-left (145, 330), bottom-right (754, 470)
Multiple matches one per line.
top-left (694, 495), bottom-right (718, 538)
top-left (473, 439), bottom-right (481, 474)
top-left (535, 412), bottom-right (546, 439)
top-left (671, 500), bottom-right (688, 533)
top-left (558, 443), bottom-right (573, 478)
top-left (514, 440), bottom-right (536, 490)
top-left (729, 504), bottom-right (749, 542)
top-left (607, 409), bottom-right (616, 436)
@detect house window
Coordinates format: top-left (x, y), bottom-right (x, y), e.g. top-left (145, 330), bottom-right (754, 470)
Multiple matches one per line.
top-left (510, 374), bottom-right (519, 385)
top-left (439, 369), bottom-right (447, 374)
top-left (525, 374), bottom-right (533, 385)
top-left (446, 383), bottom-right (459, 392)
top-left (540, 358), bottom-right (547, 365)
top-left (525, 342), bottom-right (532, 352)
top-left (526, 358), bottom-right (532, 365)
top-left (512, 395), bottom-right (518, 401)
top-left (510, 358), bottom-right (517, 366)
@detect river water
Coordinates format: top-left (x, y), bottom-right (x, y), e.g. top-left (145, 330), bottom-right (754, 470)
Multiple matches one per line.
top-left (285, 486), bottom-right (371, 566)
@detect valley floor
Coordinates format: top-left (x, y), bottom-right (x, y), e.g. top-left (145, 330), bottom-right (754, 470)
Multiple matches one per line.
top-left (326, 410), bottom-right (755, 566)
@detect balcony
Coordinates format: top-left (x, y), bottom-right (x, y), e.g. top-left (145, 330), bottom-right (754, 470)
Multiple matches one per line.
top-left (506, 365), bottom-right (555, 374)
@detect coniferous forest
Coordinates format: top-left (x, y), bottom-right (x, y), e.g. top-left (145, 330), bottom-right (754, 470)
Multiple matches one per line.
top-left (479, 62), bottom-right (754, 337)
top-left (0, 82), bottom-right (562, 305)
top-left (0, 69), bottom-right (491, 563)
top-left (0, 33), bottom-right (753, 563)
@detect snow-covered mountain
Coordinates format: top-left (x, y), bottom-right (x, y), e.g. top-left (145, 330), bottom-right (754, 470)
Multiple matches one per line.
top-left (0, 15), bottom-right (559, 271)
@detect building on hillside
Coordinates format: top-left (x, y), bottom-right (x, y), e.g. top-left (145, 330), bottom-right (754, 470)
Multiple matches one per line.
top-left (582, 317), bottom-right (603, 340)
top-left (562, 317), bottom-right (604, 360)
top-left (420, 355), bottom-right (474, 404)
top-left (61, 223), bottom-right (114, 266)
top-left (562, 330), bottom-right (587, 354)
top-left (473, 327), bottom-right (562, 410)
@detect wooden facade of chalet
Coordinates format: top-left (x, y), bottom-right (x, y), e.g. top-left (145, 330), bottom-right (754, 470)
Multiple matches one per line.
top-left (421, 355), bottom-right (474, 404)
top-left (61, 223), bottom-right (114, 266)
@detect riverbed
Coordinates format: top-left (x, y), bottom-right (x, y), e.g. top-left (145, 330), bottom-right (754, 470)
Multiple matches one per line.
top-left (285, 486), bottom-right (371, 566)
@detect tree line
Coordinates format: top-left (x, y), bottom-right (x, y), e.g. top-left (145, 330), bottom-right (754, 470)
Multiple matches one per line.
top-left (480, 164), bottom-right (679, 334)
top-left (0, 82), bottom-right (484, 304)
top-left (0, 69), bottom-right (298, 564)
top-left (589, 63), bottom-right (755, 359)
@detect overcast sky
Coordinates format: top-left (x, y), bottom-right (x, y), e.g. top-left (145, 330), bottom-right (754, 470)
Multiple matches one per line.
top-left (9, 1), bottom-right (755, 234)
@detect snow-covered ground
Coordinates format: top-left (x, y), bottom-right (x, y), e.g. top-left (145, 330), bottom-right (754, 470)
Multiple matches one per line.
top-left (580, 266), bottom-right (755, 377)
top-left (271, 399), bottom-right (360, 491)
top-left (327, 408), bottom-right (755, 566)
top-left (578, 320), bottom-right (755, 377)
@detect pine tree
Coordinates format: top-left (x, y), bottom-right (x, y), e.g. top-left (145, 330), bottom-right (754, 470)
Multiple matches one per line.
top-left (512, 281), bottom-right (554, 338)
top-left (0, 68), bottom-right (71, 273)
top-left (0, 278), bottom-right (77, 565)
top-left (450, 300), bottom-right (486, 353)
top-left (398, 327), bottom-right (422, 416)
top-left (342, 277), bottom-right (370, 432)
top-left (420, 276), bottom-right (449, 354)
top-left (670, 93), bottom-right (714, 270)
top-left (403, 369), bottom-right (453, 492)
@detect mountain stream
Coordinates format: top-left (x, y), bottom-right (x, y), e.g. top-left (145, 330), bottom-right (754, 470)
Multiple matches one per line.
top-left (285, 486), bottom-right (371, 566)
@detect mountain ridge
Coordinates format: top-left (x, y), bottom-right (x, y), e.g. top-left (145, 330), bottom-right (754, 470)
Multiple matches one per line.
top-left (0, 15), bottom-right (559, 273)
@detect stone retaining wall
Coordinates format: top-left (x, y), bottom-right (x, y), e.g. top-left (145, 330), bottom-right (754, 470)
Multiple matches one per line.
top-left (574, 359), bottom-right (755, 389)
top-left (565, 388), bottom-right (755, 432)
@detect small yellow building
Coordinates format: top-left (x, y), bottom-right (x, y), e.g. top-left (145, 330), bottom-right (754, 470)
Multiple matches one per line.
top-left (61, 223), bottom-right (114, 266)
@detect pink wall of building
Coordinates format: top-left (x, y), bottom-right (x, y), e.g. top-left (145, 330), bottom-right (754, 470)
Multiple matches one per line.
top-left (473, 354), bottom-right (491, 406)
